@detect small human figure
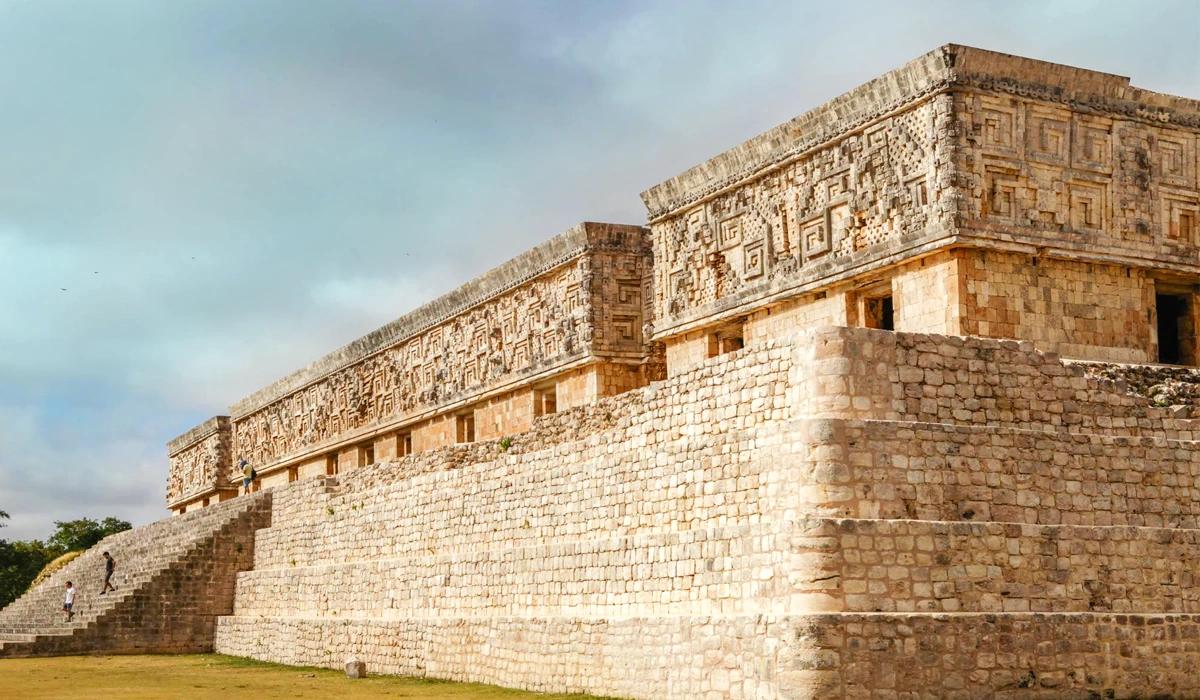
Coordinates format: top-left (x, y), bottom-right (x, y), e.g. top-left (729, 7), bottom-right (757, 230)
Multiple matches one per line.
top-left (63, 581), bottom-right (75, 622)
top-left (240, 458), bottom-right (256, 495)
top-left (100, 551), bottom-right (117, 595)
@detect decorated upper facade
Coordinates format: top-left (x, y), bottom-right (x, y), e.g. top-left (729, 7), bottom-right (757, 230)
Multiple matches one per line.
top-left (168, 44), bottom-right (1200, 513)
top-left (640, 44), bottom-right (1200, 371)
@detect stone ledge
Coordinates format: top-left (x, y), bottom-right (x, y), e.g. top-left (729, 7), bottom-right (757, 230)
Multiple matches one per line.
top-left (214, 612), bottom-right (1200, 699)
top-left (640, 43), bottom-right (1200, 220)
top-left (230, 222), bottom-right (647, 419)
top-left (167, 415), bottom-right (230, 457)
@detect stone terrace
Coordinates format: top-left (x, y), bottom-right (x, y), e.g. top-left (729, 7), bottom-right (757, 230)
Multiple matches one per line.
top-left (212, 328), bottom-right (1200, 699)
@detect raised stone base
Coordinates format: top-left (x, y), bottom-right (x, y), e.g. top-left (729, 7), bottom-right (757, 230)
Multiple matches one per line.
top-left (214, 612), bottom-right (1200, 699)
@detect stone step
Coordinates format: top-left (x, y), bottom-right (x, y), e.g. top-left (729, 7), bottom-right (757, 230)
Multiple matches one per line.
top-left (0, 622), bottom-right (88, 633)
top-left (0, 493), bottom-right (270, 658)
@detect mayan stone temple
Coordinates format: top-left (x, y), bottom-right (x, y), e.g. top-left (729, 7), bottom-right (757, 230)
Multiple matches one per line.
top-left (3, 44), bottom-right (1200, 699)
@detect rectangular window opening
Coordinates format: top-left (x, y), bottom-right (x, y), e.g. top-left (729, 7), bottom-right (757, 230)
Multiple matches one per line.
top-left (533, 385), bottom-right (558, 417)
top-left (325, 454), bottom-right (339, 476)
top-left (1157, 293), bottom-right (1194, 365)
top-left (456, 413), bottom-right (476, 444)
top-left (865, 294), bottom-right (895, 331)
top-left (719, 334), bottom-right (744, 355)
top-left (708, 320), bottom-right (746, 358)
top-left (400, 433), bottom-right (413, 457)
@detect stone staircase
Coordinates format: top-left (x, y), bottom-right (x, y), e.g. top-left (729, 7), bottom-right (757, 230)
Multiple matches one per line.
top-left (0, 492), bottom-right (270, 658)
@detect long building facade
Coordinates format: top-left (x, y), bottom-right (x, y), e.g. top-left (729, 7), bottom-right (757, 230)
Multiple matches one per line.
top-left (172, 45), bottom-right (1200, 513)
top-left (171, 44), bottom-right (1199, 508)
top-left (168, 223), bottom-right (659, 512)
top-left (70, 42), bottom-right (1200, 699)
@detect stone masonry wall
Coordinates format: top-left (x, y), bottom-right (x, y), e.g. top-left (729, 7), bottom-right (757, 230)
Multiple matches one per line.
top-left (960, 250), bottom-right (1153, 363)
top-left (791, 419), bottom-right (1200, 528)
top-left (215, 327), bottom-right (1200, 699)
top-left (792, 326), bottom-right (1200, 437)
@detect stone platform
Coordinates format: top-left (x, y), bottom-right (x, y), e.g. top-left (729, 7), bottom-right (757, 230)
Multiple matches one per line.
top-left (205, 328), bottom-right (1200, 699)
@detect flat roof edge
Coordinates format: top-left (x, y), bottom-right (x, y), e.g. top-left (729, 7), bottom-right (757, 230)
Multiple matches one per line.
top-left (641, 43), bottom-right (1199, 220)
top-left (229, 222), bottom-right (647, 419)
top-left (167, 415), bottom-right (230, 456)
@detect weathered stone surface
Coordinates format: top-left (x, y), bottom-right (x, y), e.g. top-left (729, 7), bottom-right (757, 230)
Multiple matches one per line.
top-left (133, 43), bottom-right (1200, 700)
top-left (167, 416), bottom-right (235, 510)
top-left (642, 44), bottom-right (1200, 371)
top-left (344, 657), bottom-right (365, 679)
top-left (205, 328), bottom-right (1200, 698)
top-left (167, 223), bottom-right (663, 513)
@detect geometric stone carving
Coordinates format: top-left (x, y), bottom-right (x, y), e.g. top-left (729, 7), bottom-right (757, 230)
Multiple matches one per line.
top-left (1163, 191), bottom-right (1200, 243)
top-left (229, 226), bottom-right (650, 470)
top-left (1159, 133), bottom-right (1197, 188)
top-left (1072, 115), bottom-right (1113, 173)
top-left (742, 239), bottom-right (766, 279)
top-left (1068, 179), bottom-right (1108, 233)
top-left (1025, 105), bottom-right (1071, 165)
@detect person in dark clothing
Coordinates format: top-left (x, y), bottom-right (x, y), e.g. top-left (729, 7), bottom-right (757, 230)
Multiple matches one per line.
top-left (100, 551), bottom-right (117, 595)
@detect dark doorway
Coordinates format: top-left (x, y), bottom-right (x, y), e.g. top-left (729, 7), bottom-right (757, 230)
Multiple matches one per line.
top-left (865, 295), bottom-right (895, 331)
top-left (1157, 293), bottom-right (1188, 364)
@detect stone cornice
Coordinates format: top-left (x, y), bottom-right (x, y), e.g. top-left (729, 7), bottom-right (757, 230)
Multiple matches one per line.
top-left (640, 44), bottom-right (1200, 221)
top-left (230, 222), bottom-right (647, 420)
top-left (168, 416), bottom-right (230, 457)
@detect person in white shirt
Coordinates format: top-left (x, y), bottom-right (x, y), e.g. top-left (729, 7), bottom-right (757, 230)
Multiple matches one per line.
top-left (63, 582), bottom-right (75, 622)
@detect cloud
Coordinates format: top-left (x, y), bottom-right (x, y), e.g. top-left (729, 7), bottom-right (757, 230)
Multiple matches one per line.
top-left (0, 0), bottom-right (1196, 540)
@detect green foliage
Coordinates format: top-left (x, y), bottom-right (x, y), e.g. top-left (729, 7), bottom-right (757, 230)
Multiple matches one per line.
top-left (0, 538), bottom-right (54, 609)
top-left (0, 510), bottom-right (133, 610)
top-left (46, 517), bottom-right (132, 553)
top-left (499, 436), bottom-right (513, 452)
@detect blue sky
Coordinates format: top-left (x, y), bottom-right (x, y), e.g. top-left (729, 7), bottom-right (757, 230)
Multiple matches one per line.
top-left (1, 0), bottom-right (1198, 540)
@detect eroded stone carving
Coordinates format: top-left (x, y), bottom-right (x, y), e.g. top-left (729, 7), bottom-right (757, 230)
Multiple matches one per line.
top-left (166, 417), bottom-right (231, 507)
top-left (958, 92), bottom-right (1200, 253)
top-left (230, 229), bottom-right (651, 472)
top-left (652, 99), bottom-right (953, 331)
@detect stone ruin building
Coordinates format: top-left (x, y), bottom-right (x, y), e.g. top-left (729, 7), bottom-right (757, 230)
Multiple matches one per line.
top-left (3, 44), bottom-right (1200, 699)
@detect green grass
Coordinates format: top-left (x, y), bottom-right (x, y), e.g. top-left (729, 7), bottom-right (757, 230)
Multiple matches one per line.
top-left (0, 653), bottom-right (625, 699)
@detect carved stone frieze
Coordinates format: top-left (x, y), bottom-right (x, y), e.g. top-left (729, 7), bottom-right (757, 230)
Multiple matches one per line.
top-left (166, 417), bottom-right (232, 507)
top-left (228, 224), bottom-right (651, 472)
top-left (650, 99), bottom-right (953, 333)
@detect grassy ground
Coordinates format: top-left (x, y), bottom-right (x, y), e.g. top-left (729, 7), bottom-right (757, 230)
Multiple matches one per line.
top-left (0, 654), bottom-right (623, 699)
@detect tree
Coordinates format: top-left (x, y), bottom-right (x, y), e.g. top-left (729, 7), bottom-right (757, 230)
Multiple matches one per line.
top-left (0, 512), bottom-right (134, 610)
top-left (46, 517), bottom-right (132, 553)
top-left (0, 539), bottom-right (53, 609)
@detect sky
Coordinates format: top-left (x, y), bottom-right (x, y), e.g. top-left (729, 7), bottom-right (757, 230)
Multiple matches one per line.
top-left (0, 0), bottom-right (1198, 541)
